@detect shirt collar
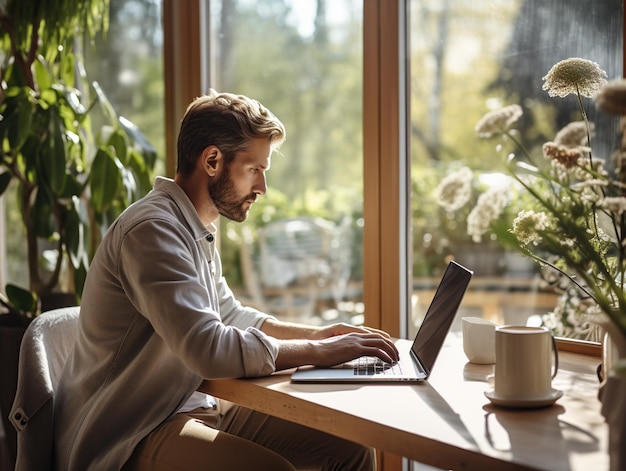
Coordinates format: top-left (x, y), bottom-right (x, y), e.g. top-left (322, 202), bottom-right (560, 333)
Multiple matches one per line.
top-left (153, 176), bottom-right (216, 242)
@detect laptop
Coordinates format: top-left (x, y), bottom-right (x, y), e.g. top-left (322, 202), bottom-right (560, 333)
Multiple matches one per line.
top-left (291, 260), bottom-right (473, 383)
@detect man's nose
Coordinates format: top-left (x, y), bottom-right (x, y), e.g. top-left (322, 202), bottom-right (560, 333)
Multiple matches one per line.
top-left (254, 174), bottom-right (267, 195)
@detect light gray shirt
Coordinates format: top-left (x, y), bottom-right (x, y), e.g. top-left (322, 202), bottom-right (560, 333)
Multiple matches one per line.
top-left (53, 177), bottom-right (278, 470)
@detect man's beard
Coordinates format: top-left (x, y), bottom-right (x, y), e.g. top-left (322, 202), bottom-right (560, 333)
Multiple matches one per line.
top-left (209, 165), bottom-right (256, 222)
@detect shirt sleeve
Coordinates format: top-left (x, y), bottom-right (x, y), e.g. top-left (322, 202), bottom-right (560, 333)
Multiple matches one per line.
top-left (117, 216), bottom-right (278, 378)
top-left (214, 249), bottom-right (276, 330)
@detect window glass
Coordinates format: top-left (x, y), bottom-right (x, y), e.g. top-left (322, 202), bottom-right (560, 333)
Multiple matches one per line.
top-left (85, 0), bottom-right (165, 174)
top-left (207, 0), bottom-right (364, 326)
top-left (409, 0), bottom-right (623, 341)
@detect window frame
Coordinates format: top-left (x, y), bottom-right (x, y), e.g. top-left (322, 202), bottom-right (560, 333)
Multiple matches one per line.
top-left (362, 0), bottom-right (407, 339)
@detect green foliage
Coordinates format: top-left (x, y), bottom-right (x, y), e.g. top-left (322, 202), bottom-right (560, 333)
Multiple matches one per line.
top-left (4, 283), bottom-right (37, 316)
top-left (0, 0), bottom-right (156, 319)
top-left (2, 0), bottom-right (109, 62)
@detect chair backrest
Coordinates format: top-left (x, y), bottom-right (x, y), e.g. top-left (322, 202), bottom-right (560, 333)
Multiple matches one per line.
top-left (260, 218), bottom-right (334, 260)
top-left (9, 306), bottom-right (80, 471)
top-left (257, 217), bottom-right (336, 288)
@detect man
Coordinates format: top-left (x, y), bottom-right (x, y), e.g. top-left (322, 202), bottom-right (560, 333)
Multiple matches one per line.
top-left (53, 90), bottom-right (399, 470)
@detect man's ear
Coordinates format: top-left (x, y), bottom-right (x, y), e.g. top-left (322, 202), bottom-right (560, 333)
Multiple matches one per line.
top-left (202, 146), bottom-right (222, 176)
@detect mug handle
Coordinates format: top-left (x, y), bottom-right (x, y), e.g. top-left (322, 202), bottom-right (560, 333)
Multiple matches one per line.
top-left (550, 334), bottom-right (559, 379)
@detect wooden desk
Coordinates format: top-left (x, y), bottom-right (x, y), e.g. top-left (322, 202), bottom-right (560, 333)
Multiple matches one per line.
top-left (199, 335), bottom-right (607, 471)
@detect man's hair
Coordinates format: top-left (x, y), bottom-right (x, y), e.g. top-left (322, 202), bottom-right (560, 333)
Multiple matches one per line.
top-left (176, 89), bottom-right (286, 177)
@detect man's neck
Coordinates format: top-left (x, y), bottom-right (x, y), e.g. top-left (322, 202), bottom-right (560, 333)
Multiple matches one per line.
top-left (174, 173), bottom-right (219, 226)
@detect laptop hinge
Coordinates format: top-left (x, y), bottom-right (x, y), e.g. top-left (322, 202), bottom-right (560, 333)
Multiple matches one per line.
top-left (410, 349), bottom-right (429, 377)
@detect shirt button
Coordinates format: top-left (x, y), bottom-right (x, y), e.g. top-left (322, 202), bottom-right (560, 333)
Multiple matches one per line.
top-left (206, 233), bottom-right (214, 243)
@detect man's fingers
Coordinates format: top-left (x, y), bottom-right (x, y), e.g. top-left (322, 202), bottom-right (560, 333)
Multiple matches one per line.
top-left (360, 326), bottom-right (392, 338)
top-left (350, 333), bottom-right (399, 362)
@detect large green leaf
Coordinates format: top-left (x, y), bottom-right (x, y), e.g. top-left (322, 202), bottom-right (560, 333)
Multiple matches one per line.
top-left (119, 116), bottom-right (157, 168)
top-left (5, 283), bottom-right (38, 314)
top-left (19, 136), bottom-right (41, 176)
top-left (59, 172), bottom-right (85, 200)
top-left (64, 197), bottom-right (85, 268)
top-left (106, 129), bottom-right (128, 165)
top-left (42, 109), bottom-right (68, 194)
top-left (73, 263), bottom-right (88, 300)
top-left (127, 149), bottom-right (151, 197)
top-left (32, 187), bottom-right (56, 238)
top-left (90, 147), bottom-right (121, 213)
top-left (0, 172), bottom-right (11, 196)
top-left (59, 50), bottom-right (77, 89)
top-left (6, 93), bottom-right (33, 151)
top-left (33, 58), bottom-right (52, 91)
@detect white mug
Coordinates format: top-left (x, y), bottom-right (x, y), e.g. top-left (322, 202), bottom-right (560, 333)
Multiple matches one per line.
top-left (494, 326), bottom-right (558, 400)
top-left (462, 317), bottom-right (498, 364)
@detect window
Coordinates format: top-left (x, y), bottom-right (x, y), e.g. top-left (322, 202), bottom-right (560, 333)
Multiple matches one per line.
top-left (86, 0), bottom-right (165, 173)
top-left (408, 0), bottom-right (624, 341)
top-left (181, 0), bottom-right (623, 344)
top-left (202, 0), bottom-right (366, 326)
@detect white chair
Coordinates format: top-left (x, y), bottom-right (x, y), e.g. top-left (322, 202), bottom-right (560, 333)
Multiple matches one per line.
top-left (9, 306), bottom-right (80, 471)
top-left (255, 217), bottom-right (336, 318)
top-left (239, 216), bottom-right (357, 319)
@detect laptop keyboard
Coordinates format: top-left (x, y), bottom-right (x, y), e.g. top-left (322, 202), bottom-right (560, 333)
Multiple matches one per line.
top-left (353, 356), bottom-right (404, 376)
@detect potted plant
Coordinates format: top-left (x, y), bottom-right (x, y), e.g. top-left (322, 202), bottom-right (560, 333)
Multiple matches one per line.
top-left (0, 0), bottom-right (157, 463)
top-left (0, 0), bottom-right (156, 320)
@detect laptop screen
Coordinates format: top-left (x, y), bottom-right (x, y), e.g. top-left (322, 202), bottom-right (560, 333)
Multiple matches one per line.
top-left (411, 261), bottom-right (473, 374)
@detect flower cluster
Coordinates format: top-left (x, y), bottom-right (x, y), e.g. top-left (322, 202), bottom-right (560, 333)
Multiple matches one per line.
top-left (437, 167), bottom-right (513, 244)
top-left (439, 58), bottom-right (626, 344)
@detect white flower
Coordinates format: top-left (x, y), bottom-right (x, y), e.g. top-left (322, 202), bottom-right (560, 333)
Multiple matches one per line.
top-left (461, 58), bottom-right (626, 343)
top-left (466, 186), bottom-right (509, 242)
top-left (554, 121), bottom-right (593, 148)
top-left (511, 210), bottom-right (551, 246)
top-left (475, 104), bottom-right (523, 138)
top-left (542, 58), bottom-right (607, 98)
top-left (597, 196), bottom-right (626, 216)
top-left (436, 166), bottom-right (473, 212)
top-left (595, 79), bottom-right (626, 115)
top-left (571, 179), bottom-right (607, 204)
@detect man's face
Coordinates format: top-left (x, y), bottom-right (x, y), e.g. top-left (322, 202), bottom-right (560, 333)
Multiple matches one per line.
top-left (209, 138), bottom-right (271, 223)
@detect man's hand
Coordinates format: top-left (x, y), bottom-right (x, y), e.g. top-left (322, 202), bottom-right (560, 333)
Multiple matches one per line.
top-left (273, 331), bottom-right (399, 371)
top-left (261, 318), bottom-right (391, 341)
top-left (308, 322), bottom-right (392, 341)
top-left (260, 318), bottom-right (399, 371)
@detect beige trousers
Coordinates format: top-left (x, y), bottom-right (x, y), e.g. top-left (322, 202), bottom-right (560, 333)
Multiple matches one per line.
top-left (123, 404), bottom-right (375, 471)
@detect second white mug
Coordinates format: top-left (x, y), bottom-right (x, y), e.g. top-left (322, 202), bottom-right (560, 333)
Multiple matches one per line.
top-left (462, 316), bottom-right (498, 364)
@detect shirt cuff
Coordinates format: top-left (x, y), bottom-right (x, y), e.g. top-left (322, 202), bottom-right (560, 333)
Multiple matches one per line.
top-left (244, 327), bottom-right (280, 376)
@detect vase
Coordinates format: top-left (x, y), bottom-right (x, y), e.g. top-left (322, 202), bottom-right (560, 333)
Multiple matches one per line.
top-left (599, 323), bottom-right (626, 471)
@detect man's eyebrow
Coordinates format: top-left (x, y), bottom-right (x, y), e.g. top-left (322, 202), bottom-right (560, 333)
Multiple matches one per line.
top-left (250, 158), bottom-right (270, 170)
